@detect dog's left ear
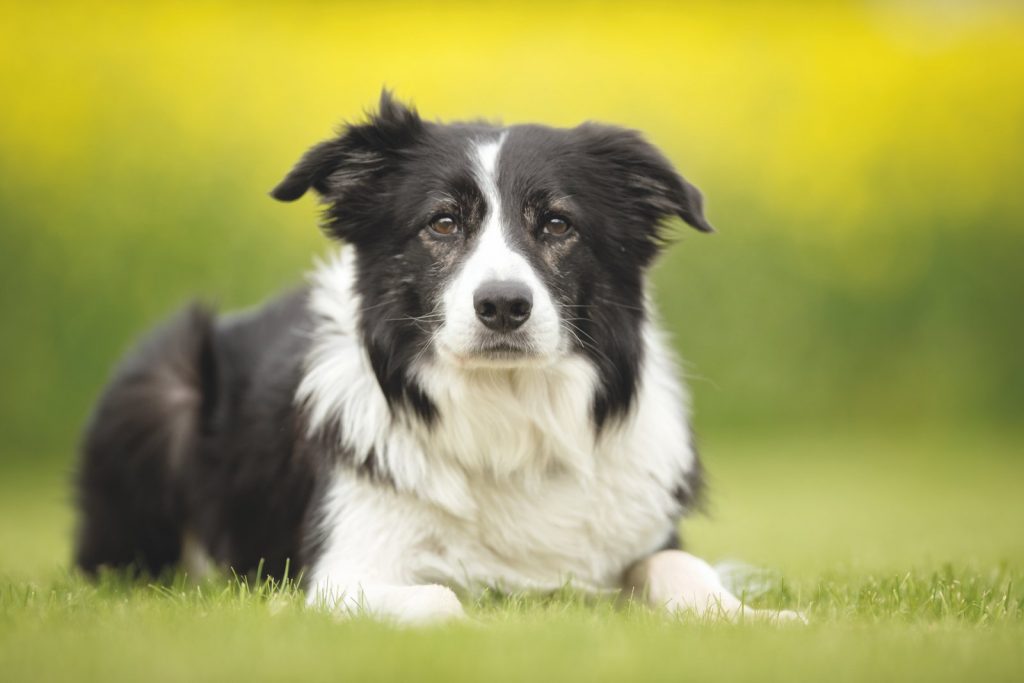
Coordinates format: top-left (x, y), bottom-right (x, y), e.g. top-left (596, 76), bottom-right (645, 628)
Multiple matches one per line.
top-left (575, 123), bottom-right (714, 234)
top-left (270, 90), bottom-right (423, 203)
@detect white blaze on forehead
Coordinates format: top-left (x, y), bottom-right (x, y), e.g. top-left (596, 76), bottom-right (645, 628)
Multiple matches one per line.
top-left (474, 134), bottom-right (504, 192)
top-left (434, 132), bottom-right (564, 360)
top-left (467, 132), bottom-right (524, 281)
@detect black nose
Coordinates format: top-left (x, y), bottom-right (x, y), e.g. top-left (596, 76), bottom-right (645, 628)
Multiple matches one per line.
top-left (473, 280), bottom-right (533, 332)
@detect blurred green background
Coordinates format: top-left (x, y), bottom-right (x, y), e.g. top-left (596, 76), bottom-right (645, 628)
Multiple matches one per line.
top-left (3, 6), bottom-right (1023, 680)
top-left (1, 1), bottom-right (1022, 571)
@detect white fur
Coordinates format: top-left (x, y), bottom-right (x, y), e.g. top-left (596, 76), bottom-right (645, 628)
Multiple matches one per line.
top-left (180, 530), bottom-right (215, 581)
top-left (626, 550), bottom-right (806, 622)
top-left (435, 134), bottom-right (562, 363)
top-left (300, 248), bottom-right (705, 623)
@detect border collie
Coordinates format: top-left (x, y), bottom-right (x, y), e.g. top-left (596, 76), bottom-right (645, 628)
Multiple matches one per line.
top-left (74, 92), bottom-right (798, 623)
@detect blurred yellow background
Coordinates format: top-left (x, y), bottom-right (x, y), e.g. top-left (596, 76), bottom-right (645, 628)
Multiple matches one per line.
top-left (1, 1), bottom-right (1023, 456)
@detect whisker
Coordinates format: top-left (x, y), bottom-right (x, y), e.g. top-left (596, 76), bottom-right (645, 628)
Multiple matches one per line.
top-left (382, 314), bottom-right (445, 323)
top-left (411, 327), bottom-right (442, 366)
top-left (356, 299), bottom-right (399, 314)
top-left (564, 322), bottom-right (603, 349)
top-left (561, 300), bottom-right (647, 314)
top-left (560, 320), bottom-right (615, 366)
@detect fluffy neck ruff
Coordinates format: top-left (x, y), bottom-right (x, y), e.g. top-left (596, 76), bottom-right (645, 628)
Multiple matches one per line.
top-left (297, 249), bottom-right (640, 487)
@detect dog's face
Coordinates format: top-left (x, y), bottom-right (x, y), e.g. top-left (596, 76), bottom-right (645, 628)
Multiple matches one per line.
top-left (273, 93), bottom-right (711, 426)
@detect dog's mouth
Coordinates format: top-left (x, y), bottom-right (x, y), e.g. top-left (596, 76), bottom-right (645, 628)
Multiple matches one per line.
top-left (438, 336), bottom-right (546, 368)
top-left (477, 342), bottom-right (532, 360)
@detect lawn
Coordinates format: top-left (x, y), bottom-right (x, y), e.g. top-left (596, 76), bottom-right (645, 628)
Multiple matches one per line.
top-left (1, 432), bottom-right (1021, 682)
top-left (2, 1), bottom-right (1023, 680)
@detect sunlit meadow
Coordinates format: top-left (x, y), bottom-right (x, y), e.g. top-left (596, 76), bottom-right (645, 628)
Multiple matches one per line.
top-left (1, 2), bottom-right (1022, 681)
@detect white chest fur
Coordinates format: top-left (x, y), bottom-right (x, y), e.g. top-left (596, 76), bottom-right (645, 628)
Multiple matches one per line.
top-left (300, 249), bottom-right (698, 595)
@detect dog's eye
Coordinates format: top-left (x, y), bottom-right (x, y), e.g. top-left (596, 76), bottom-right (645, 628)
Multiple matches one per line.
top-left (428, 215), bottom-right (460, 238)
top-left (541, 216), bottom-right (572, 238)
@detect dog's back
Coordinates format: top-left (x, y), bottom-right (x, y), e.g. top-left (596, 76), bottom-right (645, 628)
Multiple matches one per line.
top-left (74, 304), bottom-right (216, 575)
top-left (74, 289), bottom-right (316, 577)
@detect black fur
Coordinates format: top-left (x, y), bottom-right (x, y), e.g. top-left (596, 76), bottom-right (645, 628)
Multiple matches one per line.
top-left (273, 91), bottom-right (711, 427)
top-left (75, 92), bottom-right (710, 579)
top-left (75, 304), bottom-right (215, 575)
top-left (76, 290), bottom-right (319, 578)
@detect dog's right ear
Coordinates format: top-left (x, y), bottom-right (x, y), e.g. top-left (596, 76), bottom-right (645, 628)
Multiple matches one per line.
top-left (270, 90), bottom-right (424, 203)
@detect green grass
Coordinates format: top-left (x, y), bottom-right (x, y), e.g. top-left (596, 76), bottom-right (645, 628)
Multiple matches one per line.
top-left (2, 432), bottom-right (1022, 682)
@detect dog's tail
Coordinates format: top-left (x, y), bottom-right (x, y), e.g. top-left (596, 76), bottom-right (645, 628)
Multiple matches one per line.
top-left (73, 303), bottom-right (217, 576)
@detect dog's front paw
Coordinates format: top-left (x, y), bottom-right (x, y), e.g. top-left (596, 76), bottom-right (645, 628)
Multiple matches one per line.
top-left (389, 584), bottom-right (466, 626)
top-left (738, 606), bottom-right (808, 624)
top-left (774, 608), bottom-right (808, 624)
top-left (308, 581), bottom-right (467, 626)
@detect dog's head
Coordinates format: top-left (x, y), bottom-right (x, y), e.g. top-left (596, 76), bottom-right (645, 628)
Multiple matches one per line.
top-left (274, 92), bottom-right (711, 426)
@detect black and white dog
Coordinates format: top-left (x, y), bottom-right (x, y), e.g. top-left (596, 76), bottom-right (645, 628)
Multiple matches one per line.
top-left (75, 93), bottom-right (796, 623)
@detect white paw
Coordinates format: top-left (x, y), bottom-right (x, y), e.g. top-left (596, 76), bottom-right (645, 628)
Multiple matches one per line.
top-left (774, 608), bottom-right (809, 624)
top-left (306, 582), bottom-right (467, 626)
top-left (389, 584), bottom-right (466, 626)
top-left (738, 606), bottom-right (809, 624)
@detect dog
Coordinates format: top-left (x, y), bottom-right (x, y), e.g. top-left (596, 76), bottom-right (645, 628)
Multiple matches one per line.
top-left (74, 92), bottom-right (797, 623)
